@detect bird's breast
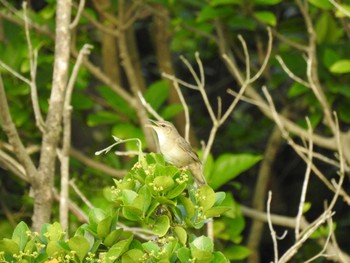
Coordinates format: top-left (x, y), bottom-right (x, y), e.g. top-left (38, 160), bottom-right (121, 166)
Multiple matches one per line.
top-left (159, 144), bottom-right (192, 167)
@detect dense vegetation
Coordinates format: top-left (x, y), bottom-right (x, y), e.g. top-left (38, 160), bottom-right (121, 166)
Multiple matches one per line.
top-left (1, 0), bottom-right (350, 262)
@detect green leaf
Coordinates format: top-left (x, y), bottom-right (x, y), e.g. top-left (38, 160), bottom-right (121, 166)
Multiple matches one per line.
top-left (98, 86), bottom-right (136, 119)
top-left (204, 206), bottom-right (231, 218)
top-left (144, 80), bottom-right (169, 110)
top-left (177, 247), bottom-right (191, 263)
top-left (212, 251), bottom-right (230, 262)
top-left (214, 192), bottom-right (226, 206)
top-left (122, 206), bottom-right (142, 221)
top-left (162, 240), bottom-right (177, 258)
top-left (105, 234), bottom-right (134, 261)
top-left (46, 240), bottom-right (69, 257)
top-left (71, 93), bottom-right (94, 110)
top-left (209, 154), bottom-right (262, 190)
top-left (152, 215), bottom-right (170, 236)
top-left (191, 235), bottom-right (213, 251)
top-left (315, 12), bottom-right (343, 43)
top-left (197, 6), bottom-right (232, 22)
top-left (179, 196), bottom-right (195, 219)
top-left (0, 239), bottom-right (19, 255)
top-left (12, 221), bottom-right (29, 251)
top-left (254, 11), bottom-right (276, 26)
top-left (329, 85), bottom-right (350, 98)
top-left (46, 222), bottom-right (64, 241)
top-left (89, 208), bottom-right (107, 225)
top-left (197, 185), bottom-right (215, 211)
top-left (122, 190), bottom-right (138, 205)
top-left (323, 48), bottom-right (341, 68)
top-left (223, 245), bottom-right (250, 260)
top-left (190, 236), bottom-right (214, 262)
top-left (161, 104), bottom-right (184, 119)
top-left (166, 182), bottom-right (187, 199)
top-left (121, 249), bottom-right (144, 262)
top-left (210, 0), bottom-right (243, 6)
top-left (308, 0), bottom-right (332, 9)
top-left (330, 60), bottom-right (350, 74)
top-left (137, 186), bottom-right (152, 214)
top-left (287, 82), bottom-right (308, 98)
top-left (174, 226), bottom-right (187, 245)
top-left (24, 238), bottom-right (36, 253)
top-left (153, 176), bottom-right (175, 191)
top-left (227, 15), bottom-right (257, 30)
top-left (68, 236), bottom-right (90, 261)
top-left (97, 216), bottom-right (113, 239)
top-left (214, 214), bottom-right (245, 242)
top-left (303, 202), bottom-right (312, 213)
top-left (87, 111), bottom-right (120, 126)
top-left (142, 241), bottom-right (160, 254)
top-left (338, 101), bottom-right (350, 124)
top-left (254, 0), bottom-right (282, 4)
top-left (334, 4), bottom-right (350, 17)
top-left (104, 229), bottom-right (123, 247)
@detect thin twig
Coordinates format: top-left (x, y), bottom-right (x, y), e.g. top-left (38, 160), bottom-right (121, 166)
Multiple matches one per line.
top-left (262, 87), bottom-right (350, 204)
top-left (70, 0), bottom-right (85, 29)
top-left (22, 2), bottom-right (45, 132)
top-left (59, 44), bottom-right (93, 232)
top-left (267, 191), bottom-right (279, 263)
top-left (238, 35), bottom-right (250, 81)
top-left (279, 211), bottom-right (334, 263)
top-left (0, 61), bottom-right (31, 85)
top-left (304, 217), bottom-right (334, 263)
top-left (295, 117), bottom-right (313, 240)
top-left (329, 0), bottom-right (350, 18)
top-left (0, 74), bottom-right (37, 181)
top-left (69, 179), bottom-right (94, 209)
top-left (70, 147), bottom-right (126, 178)
top-left (168, 76), bottom-right (191, 142)
top-left (275, 55), bottom-right (310, 87)
top-left (138, 91), bottom-right (163, 121)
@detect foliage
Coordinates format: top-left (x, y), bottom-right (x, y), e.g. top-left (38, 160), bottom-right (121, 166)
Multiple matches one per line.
top-left (0, 153), bottom-right (249, 262)
top-left (1, 0), bottom-right (350, 261)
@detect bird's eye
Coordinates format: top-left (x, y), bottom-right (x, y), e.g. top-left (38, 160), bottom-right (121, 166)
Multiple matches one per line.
top-left (161, 124), bottom-right (166, 127)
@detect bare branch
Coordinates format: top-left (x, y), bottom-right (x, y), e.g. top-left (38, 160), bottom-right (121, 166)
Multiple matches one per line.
top-left (59, 43), bottom-right (93, 232)
top-left (70, 147), bottom-right (127, 178)
top-left (161, 74), bottom-right (191, 142)
top-left (70, 0), bottom-right (86, 29)
top-left (22, 2), bottom-right (46, 132)
top-left (295, 118), bottom-right (313, 240)
top-left (33, 0), bottom-right (73, 231)
top-left (304, 217), bottom-right (334, 263)
top-left (138, 91), bottom-right (164, 121)
top-left (267, 191), bottom-right (279, 263)
top-left (70, 179), bottom-right (94, 209)
top-left (275, 55), bottom-right (310, 88)
top-left (0, 75), bottom-right (37, 181)
top-left (0, 61), bottom-right (31, 85)
top-left (329, 0), bottom-right (350, 18)
top-left (262, 86), bottom-right (350, 204)
top-left (0, 149), bottom-right (28, 182)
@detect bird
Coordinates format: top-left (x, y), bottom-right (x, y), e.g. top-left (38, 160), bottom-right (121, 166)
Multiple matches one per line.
top-left (146, 119), bottom-right (207, 187)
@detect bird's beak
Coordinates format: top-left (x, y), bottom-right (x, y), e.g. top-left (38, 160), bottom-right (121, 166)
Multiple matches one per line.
top-left (145, 119), bottom-right (158, 129)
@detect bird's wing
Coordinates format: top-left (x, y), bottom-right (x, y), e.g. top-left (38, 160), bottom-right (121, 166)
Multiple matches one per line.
top-left (176, 137), bottom-right (201, 163)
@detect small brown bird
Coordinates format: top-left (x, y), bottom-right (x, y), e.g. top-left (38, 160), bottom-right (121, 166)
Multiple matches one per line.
top-left (147, 119), bottom-right (207, 186)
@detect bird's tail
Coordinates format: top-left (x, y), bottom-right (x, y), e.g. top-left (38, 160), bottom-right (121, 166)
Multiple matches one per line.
top-left (189, 162), bottom-right (207, 187)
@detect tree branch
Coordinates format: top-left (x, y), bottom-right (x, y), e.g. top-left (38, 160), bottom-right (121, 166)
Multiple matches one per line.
top-left (0, 75), bottom-right (37, 181)
top-left (32, 0), bottom-right (72, 231)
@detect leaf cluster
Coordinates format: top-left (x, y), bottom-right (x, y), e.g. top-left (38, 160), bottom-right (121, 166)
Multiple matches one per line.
top-left (0, 153), bottom-right (231, 262)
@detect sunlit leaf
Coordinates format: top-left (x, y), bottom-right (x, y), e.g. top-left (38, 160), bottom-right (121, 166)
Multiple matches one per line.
top-left (330, 59), bottom-right (350, 74)
top-left (254, 11), bottom-right (276, 26)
